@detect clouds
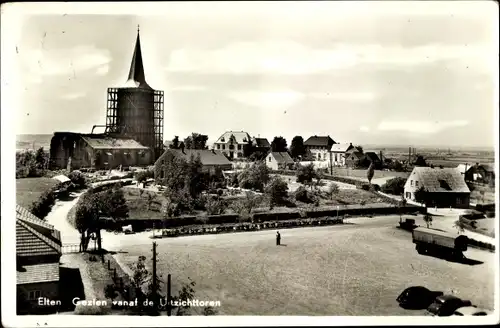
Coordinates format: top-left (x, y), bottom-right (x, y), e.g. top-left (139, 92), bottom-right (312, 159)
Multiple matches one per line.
top-left (22, 45), bottom-right (112, 83)
top-left (377, 120), bottom-right (469, 134)
top-left (165, 40), bottom-right (491, 76)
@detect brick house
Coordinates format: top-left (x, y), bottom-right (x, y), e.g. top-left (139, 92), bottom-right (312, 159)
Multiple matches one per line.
top-left (16, 205), bottom-right (62, 314)
top-left (404, 167), bottom-right (471, 208)
top-left (154, 148), bottom-right (232, 181)
top-left (265, 152), bottom-right (295, 171)
top-left (213, 131), bottom-right (252, 160)
top-left (304, 135), bottom-right (336, 162)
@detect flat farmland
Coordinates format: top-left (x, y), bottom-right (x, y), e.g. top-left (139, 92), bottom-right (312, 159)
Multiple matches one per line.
top-left (16, 177), bottom-right (60, 209)
top-left (113, 216), bottom-right (496, 316)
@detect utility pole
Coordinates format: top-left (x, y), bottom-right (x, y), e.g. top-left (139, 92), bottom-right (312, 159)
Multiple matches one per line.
top-left (167, 274), bottom-right (172, 316)
top-left (152, 242), bottom-right (157, 308)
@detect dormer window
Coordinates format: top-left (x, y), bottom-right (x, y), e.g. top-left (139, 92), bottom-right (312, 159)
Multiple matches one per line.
top-left (221, 137), bottom-right (225, 142)
top-left (243, 138), bottom-right (247, 142)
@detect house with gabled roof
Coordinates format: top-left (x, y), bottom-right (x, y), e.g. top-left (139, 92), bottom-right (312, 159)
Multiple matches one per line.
top-left (16, 205), bottom-right (62, 314)
top-left (251, 137), bottom-right (271, 153)
top-left (463, 163), bottom-right (495, 186)
top-left (154, 148), bottom-right (232, 181)
top-left (265, 152), bottom-right (295, 171)
top-left (213, 131), bottom-right (252, 160)
top-left (304, 135), bottom-right (336, 162)
top-left (404, 167), bottom-right (471, 208)
top-left (330, 142), bottom-right (356, 167)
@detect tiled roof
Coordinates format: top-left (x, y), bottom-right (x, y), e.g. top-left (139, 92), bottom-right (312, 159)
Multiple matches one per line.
top-left (412, 167), bottom-right (470, 193)
top-left (159, 149), bottom-right (232, 166)
top-left (16, 205), bottom-right (62, 257)
top-left (346, 151), bottom-right (364, 159)
top-left (215, 131), bottom-right (252, 144)
top-left (253, 137), bottom-right (270, 148)
top-left (81, 136), bottom-right (150, 150)
top-left (330, 143), bottom-right (354, 152)
top-left (479, 164), bottom-right (495, 173)
top-left (304, 136), bottom-right (336, 147)
top-left (17, 263), bottom-right (60, 285)
top-left (270, 152), bottom-right (294, 164)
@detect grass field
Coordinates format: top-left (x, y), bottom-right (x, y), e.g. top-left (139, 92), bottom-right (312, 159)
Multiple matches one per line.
top-left (330, 167), bottom-right (410, 180)
top-left (114, 216), bottom-right (496, 315)
top-left (16, 177), bottom-right (60, 209)
top-left (473, 218), bottom-right (496, 238)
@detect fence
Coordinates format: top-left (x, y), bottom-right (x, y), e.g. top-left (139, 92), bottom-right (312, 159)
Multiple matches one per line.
top-left (61, 243), bottom-right (97, 254)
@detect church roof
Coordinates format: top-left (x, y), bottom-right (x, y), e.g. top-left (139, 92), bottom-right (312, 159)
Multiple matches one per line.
top-left (125, 27), bottom-right (152, 90)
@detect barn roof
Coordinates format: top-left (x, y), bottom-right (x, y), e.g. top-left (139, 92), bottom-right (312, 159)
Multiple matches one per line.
top-left (411, 167), bottom-right (470, 193)
top-left (159, 149), bottom-right (232, 166)
top-left (304, 135), bottom-right (336, 147)
top-left (330, 143), bottom-right (354, 152)
top-left (252, 137), bottom-right (270, 148)
top-left (81, 136), bottom-right (149, 150)
top-left (269, 152), bottom-right (294, 164)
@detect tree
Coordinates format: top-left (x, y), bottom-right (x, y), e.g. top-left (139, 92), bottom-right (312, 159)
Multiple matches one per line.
top-left (74, 191), bottom-right (101, 252)
top-left (423, 213), bottom-right (433, 228)
top-left (184, 133), bottom-right (208, 150)
top-left (230, 191), bottom-right (261, 220)
top-left (170, 136), bottom-right (180, 149)
top-left (289, 136), bottom-right (306, 159)
top-left (265, 177), bottom-right (289, 209)
top-left (325, 183), bottom-right (340, 200)
top-left (453, 219), bottom-right (466, 234)
top-left (414, 187), bottom-right (428, 207)
top-left (34, 147), bottom-right (48, 170)
top-left (381, 177), bottom-right (407, 195)
top-left (238, 162), bottom-right (270, 192)
top-left (296, 163), bottom-right (317, 188)
top-left (68, 170), bottom-right (88, 190)
top-left (270, 136), bottom-right (287, 153)
top-left (367, 162), bottom-right (375, 184)
top-left (414, 155), bottom-right (428, 167)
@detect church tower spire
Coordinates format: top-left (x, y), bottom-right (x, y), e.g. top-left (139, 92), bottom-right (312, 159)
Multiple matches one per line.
top-left (126, 25), bottom-right (152, 89)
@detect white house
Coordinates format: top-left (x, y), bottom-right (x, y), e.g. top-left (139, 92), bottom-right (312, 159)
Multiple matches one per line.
top-left (303, 135), bottom-right (336, 162)
top-left (266, 152), bottom-right (294, 171)
top-left (213, 131), bottom-right (252, 160)
top-left (404, 167), bottom-right (470, 208)
top-left (329, 143), bottom-right (356, 167)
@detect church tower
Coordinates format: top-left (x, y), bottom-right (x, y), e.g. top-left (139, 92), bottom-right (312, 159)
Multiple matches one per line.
top-left (105, 26), bottom-right (164, 160)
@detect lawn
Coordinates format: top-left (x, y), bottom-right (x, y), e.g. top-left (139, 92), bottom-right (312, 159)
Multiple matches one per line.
top-left (16, 177), bottom-right (60, 209)
top-left (114, 215), bottom-right (496, 315)
top-left (330, 167), bottom-right (410, 180)
top-left (472, 218), bottom-right (496, 238)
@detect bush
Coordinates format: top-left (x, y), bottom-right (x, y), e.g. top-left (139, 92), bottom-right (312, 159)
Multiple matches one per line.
top-left (381, 177), bottom-right (407, 195)
top-left (296, 163), bottom-right (317, 185)
top-left (294, 186), bottom-right (311, 203)
top-left (265, 177), bottom-right (289, 207)
top-left (30, 187), bottom-right (58, 219)
top-left (68, 170), bottom-right (88, 190)
top-left (135, 169), bottom-right (154, 183)
top-left (205, 197), bottom-right (228, 215)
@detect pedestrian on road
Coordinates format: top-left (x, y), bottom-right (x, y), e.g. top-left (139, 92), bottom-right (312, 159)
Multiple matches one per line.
top-left (276, 231), bottom-right (281, 246)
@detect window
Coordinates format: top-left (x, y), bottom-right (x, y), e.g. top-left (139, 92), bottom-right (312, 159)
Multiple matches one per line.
top-left (318, 153), bottom-right (321, 160)
top-left (229, 145), bottom-right (234, 150)
top-left (237, 145), bottom-right (242, 150)
top-left (217, 144), bottom-right (220, 150)
top-left (237, 152), bottom-right (243, 157)
top-left (415, 181), bottom-right (419, 187)
top-left (29, 290), bottom-right (41, 300)
top-left (221, 137), bottom-right (225, 142)
top-left (456, 198), bottom-right (462, 205)
top-left (222, 145), bottom-right (225, 150)
top-left (411, 180), bottom-right (413, 186)
top-left (269, 157), bottom-right (272, 162)
top-left (335, 153), bottom-right (338, 161)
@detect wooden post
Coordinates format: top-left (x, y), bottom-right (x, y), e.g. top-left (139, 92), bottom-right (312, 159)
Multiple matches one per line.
top-left (152, 242), bottom-right (157, 308)
top-left (167, 274), bottom-right (171, 316)
top-left (108, 260), bottom-right (110, 270)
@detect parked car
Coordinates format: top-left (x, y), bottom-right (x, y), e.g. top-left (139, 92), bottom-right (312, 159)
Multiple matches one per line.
top-left (427, 295), bottom-right (472, 316)
top-left (397, 286), bottom-right (443, 309)
top-left (453, 306), bottom-right (490, 316)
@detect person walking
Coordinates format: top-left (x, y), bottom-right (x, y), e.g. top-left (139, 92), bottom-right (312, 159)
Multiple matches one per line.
top-left (276, 231), bottom-right (281, 246)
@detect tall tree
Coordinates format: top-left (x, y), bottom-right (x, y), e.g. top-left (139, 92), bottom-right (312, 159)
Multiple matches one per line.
top-left (367, 162), bottom-right (375, 184)
top-left (184, 133), bottom-right (208, 150)
top-left (270, 136), bottom-right (288, 153)
top-left (289, 136), bottom-right (306, 159)
top-left (414, 155), bottom-right (428, 167)
top-left (170, 136), bottom-right (180, 149)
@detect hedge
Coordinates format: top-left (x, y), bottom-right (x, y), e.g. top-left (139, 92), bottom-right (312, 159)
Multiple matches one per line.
top-left (252, 210), bottom-right (302, 222)
top-left (30, 184), bottom-right (60, 219)
top-left (467, 238), bottom-right (495, 252)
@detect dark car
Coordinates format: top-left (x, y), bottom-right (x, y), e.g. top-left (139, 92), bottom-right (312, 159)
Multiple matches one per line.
top-left (427, 295), bottom-right (472, 317)
top-left (397, 286), bottom-right (443, 309)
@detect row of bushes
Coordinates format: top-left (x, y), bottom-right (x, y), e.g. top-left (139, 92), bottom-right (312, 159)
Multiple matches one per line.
top-left (30, 186), bottom-right (59, 219)
top-left (468, 238), bottom-right (495, 252)
top-left (160, 217), bottom-right (345, 237)
top-left (103, 203), bottom-right (424, 232)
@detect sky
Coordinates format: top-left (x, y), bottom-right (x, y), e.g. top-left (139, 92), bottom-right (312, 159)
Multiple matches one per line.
top-left (4, 1), bottom-right (499, 148)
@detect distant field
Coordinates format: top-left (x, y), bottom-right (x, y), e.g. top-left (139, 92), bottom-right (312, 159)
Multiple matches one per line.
top-left (330, 167), bottom-right (410, 180)
top-left (16, 134), bottom-right (53, 151)
top-left (16, 177), bottom-right (59, 209)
